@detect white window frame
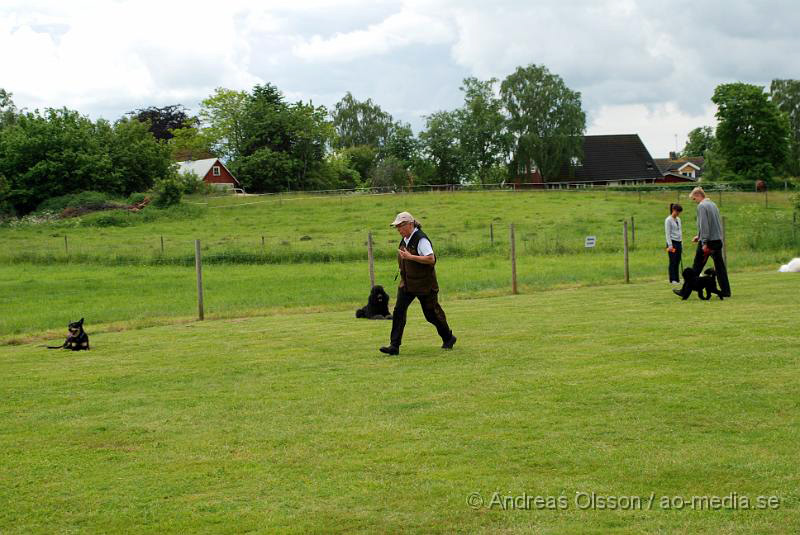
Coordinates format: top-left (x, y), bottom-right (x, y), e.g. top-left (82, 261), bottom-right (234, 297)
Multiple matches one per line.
top-left (212, 165), bottom-right (221, 176)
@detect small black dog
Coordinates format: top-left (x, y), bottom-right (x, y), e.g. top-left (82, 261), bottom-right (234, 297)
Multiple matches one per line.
top-left (356, 285), bottom-right (392, 319)
top-left (674, 268), bottom-right (724, 301)
top-left (48, 318), bottom-right (90, 350)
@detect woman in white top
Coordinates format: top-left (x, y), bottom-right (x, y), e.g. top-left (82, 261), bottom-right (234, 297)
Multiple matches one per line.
top-left (665, 203), bottom-right (683, 284)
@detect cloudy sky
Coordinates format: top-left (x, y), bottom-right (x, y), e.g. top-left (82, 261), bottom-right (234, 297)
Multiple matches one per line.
top-left (2, 0), bottom-right (799, 156)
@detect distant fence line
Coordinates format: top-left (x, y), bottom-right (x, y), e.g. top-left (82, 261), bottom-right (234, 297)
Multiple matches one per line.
top-left (9, 207), bottom-right (800, 268)
top-left (188, 180), bottom-right (799, 202)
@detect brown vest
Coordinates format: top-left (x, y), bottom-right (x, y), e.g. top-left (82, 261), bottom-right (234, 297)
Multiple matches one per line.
top-left (398, 228), bottom-right (438, 293)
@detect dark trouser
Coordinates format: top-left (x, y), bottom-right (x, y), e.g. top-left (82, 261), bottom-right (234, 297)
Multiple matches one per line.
top-left (668, 240), bottom-right (682, 283)
top-left (390, 286), bottom-right (452, 347)
top-left (692, 240), bottom-right (731, 296)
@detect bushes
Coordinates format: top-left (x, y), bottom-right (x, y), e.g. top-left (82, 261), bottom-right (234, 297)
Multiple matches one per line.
top-left (127, 192), bottom-right (148, 205)
top-left (36, 191), bottom-right (121, 214)
top-left (153, 178), bottom-right (183, 208)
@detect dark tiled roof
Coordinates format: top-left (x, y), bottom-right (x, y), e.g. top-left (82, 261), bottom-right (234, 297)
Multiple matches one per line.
top-left (552, 134), bottom-right (662, 183)
top-left (654, 157), bottom-right (705, 174)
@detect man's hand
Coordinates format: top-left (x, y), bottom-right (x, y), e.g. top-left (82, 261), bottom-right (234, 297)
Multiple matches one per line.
top-left (398, 248), bottom-right (413, 260)
top-left (667, 246), bottom-right (676, 253)
top-left (702, 244), bottom-right (711, 256)
top-left (692, 235), bottom-right (699, 243)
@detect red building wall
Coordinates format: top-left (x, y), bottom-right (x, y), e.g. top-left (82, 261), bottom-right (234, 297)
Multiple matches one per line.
top-left (203, 161), bottom-right (239, 185)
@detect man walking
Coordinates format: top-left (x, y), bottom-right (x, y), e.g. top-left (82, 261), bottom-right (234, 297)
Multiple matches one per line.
top-left (380, 212), bottom-right (456, 356)
top-left (676, 187), bottom-right (731, 297)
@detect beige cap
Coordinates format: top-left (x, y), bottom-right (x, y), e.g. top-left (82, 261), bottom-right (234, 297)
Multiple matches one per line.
top-left (390, 211), bottom-right (415, 227)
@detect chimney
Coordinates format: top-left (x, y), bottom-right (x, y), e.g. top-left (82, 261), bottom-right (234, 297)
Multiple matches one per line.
top-left (669, 151), bottom-right (678, 159)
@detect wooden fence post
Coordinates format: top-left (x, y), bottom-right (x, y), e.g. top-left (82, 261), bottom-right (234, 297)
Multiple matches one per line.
top-left (160, 236), bottom-right (164, 254)
top-left (623, 221), bottom-right (630, 284)
top-left (64, 235), bottom-right (68, 256)
top-left (631, 216), bottom-right (635, 250)
top-left (367, 232), bottom-right (375, 288)
top-left (195, 239), bottom-right (204, 321)
top-left (490, 223), bottom-right (494, 246)
top-left (510, 224), bottom-right (518, 295)
top-left (261, 236), bottom-right (265, 255)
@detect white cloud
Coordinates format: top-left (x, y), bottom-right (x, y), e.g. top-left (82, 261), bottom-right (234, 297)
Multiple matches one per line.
top-left (292, 7), bottom-right (454, 62)
top-left (2, 0), bottom-right (799, 157)
top-left (589, 103), bottom-right (718, 158)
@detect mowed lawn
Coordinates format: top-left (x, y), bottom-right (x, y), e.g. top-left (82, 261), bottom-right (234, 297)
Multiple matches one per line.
top-left (1, 272), bottom-right (798, 534)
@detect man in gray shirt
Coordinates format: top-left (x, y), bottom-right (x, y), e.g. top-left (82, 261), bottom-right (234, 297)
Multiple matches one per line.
top-left (684, 187), bottom-right (731, 297)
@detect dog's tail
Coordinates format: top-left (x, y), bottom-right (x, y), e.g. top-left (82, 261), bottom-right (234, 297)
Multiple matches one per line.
top-left (46, 344), bottom-right (65, 349)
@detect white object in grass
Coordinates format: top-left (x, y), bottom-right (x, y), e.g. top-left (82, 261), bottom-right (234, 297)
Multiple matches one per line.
top-left (778, 258), bottom-right (800, 272)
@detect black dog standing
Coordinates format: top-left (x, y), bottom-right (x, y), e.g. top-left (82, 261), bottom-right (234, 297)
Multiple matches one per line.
top-left (48, 318), bottom-right (90, 350)
top-left (356, 285), bottom-right (392, 319)
top-left (674, 268), bottom-right (725, 301)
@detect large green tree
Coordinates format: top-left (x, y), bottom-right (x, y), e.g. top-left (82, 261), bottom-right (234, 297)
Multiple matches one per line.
top-left (418, 110), bottom-right (464, 184)
top-left (331, 92), bottom-right (395, 149)
top-left (457, 77), bottom-right (511, 183)
top-left (230, 84), bottom-right (334, 192)
top-left (199, 87), bottom-right (249, 161)
top-left (770, 79), bottom-right (800, 176)
top-left (681, 126), bottom-right (715, 158)
top-left (500, 64), bottom-right (585, 181)
top-left (712, 83), bottom-right (790, 182)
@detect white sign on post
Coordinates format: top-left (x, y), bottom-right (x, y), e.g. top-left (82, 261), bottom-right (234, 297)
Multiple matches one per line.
top-left (584, 235), bottom-right (597, 248)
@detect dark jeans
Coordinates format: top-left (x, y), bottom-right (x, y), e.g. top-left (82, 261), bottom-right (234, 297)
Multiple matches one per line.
top-left (390, 286), bottom-right (452, 347)
top-left (692, 240), bottom-right (731, 297)
top-left (668, 240), bottom-right (682, 283)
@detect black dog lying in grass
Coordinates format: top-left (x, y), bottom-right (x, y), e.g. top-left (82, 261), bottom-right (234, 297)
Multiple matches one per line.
top-left (356, 285), bottom-right (392, 319)
top-left (48, 318), bottom-right (90, 350)
top-left (673, 268), bottom-right (725, 301)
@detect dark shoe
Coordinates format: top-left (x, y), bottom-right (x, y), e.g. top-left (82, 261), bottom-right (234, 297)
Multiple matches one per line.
top-left (441, 334), bottom-right (457, 350)
top-left (672, 289), bottom-right (683, 297)
top-left (379, 345), bottom-right (399, 355)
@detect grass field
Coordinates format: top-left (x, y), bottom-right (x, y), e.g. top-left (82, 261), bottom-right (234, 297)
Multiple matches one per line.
top-left (1, 272), bottom-right (798, 534)
top-left (1, 189), bottom-right (798, 340)
top-left (3, 190), bottom-right (797, 263)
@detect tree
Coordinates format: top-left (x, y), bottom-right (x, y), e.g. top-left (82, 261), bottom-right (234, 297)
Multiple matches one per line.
top-left (770, 79), bottom-right (800, 176)
top-left (0, 107), bottom-right (174, 214)
top-left (0, 88), bottom-right (17, 130)
top-left (331, 92), bottom-right (395, 149)
top-left (500, 64), bottom-right (586, 181)
top-left (128, 104), bottom-right (195, 141)
top-left (168, 125), bottom-right (216, 161)
top-left (712, 83), bottom-right (790, 182)
top-left (369, 156), bottom-right (409, 191)
top-left (457, 77), bottom-right (511, 183)
top-left (340, 145), bottom-right (378, 183)
top-left (199, 87), bottom-right (249, 161)
top-left (107, 117), bottom-right (175, 195)
top-left (230, 84), bottom-right (334, 192)
top-left (681, 126), bottom-right (715, 158)
top-left (419, 110), bottom-right (464, 184)
top-left (289, 101), bottom-right (336, 189)
top-left (0, 108), bottom-right (112, 213)
top-left (382, 122), bottom-right (418, 167)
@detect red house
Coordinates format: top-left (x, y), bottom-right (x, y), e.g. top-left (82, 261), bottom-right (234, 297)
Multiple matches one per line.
top-left (176, 158), bottom-right (241, 189)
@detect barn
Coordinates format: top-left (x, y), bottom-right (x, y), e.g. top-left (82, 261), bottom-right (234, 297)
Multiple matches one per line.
top-left (176, 158), bottom-right (241, 189)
